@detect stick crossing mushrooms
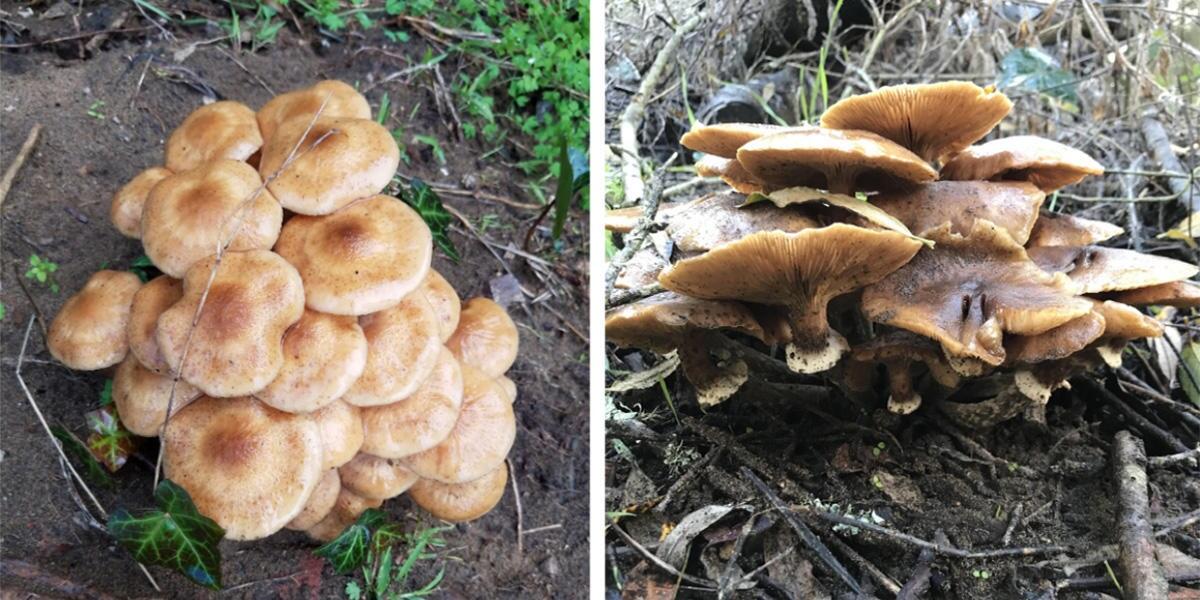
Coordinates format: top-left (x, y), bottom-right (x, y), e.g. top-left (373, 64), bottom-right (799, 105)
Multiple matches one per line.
top-left (256, 80), bottom-right (371, 142)
top-left (165, 101), bottom-right (263, 173)
top-left (409, 462), bottom-right (508, 523)
top-left (940, 136), bottom-right (1104, 192)
top-left (110, 167), bottom-right (172, 239)
top-left (48, 270), bottom-right (142, 370)
top-left (736, 128), bottom-right (937, 194)
top-left (112, 355), bottom-right (202, 437)
top-left (445, 298), bottom-right (520, 379)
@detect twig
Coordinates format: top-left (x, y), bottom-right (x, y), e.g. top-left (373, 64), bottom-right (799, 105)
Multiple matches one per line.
top-left (1084, 378), bottom-right (1190, 453)
top-left (0, 123), bottom-right (41, 208)
top-left (895, 531), bottom-right (943, 600)
top-left (1111, 431), bottom-right (1169, 600)
top-left (606, 283), bottom-right (665, 308)
top-left (609, 524), bottom-right (716, 589)
top-left (1147, 445), bottom-right (1200, 469)
top-left (824, 533), bottom-right (901, 595)
top-left (1141, 114), bottom-right (1195, 210)
top-left (716, 515), bottom-right (756, 598)
top-left (604, 157), bottom-right (675, 298)
top-left (507, 458), bottom-right (524, 555)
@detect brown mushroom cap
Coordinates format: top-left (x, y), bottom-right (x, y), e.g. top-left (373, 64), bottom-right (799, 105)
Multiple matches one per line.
top-left (870, 181), bottom-right (1045, 245)
top-left (1028, 245), bottom-right (1199, 294)
top-left (409, 462), bottom-right (508, 523)
top-left (849, 331), bottom-right (961, 414)
top-left (614, 246), bottom-right (669, 290)
top-left (820, 82), bottom-right (1012, 163)
top-left (940, 136), bottom-right (1104, 192)
top-left (126, 275), bottom-right (183, 374)
top-left (604, 202), bottom-right (685, 234)
top-left (445, 298), bottom-right (519, 378)
top-left (256, 80), bottom-right (371, 141)
top-left (312, 400), bottom-right (364, 470)
top-left (305, 488), bottom-right (383, 542)
top-left (736, 128), bottom-right (938, 194)
top-left (112, 355), bottom-right (202, 437)
top-left (1105, 281), bottom-right (1200, 307)
top-left (165, 101), bottom-right (263, 173)
top-left (861, 220), bottom-right (1093, 366)
top-left (695, 155), bottom-right (764, 194)
top-left (664, 191), bottom-right (819, 253)
top-left (360, 347), bottom-right (464, 458)
top-left (287, 469), bottom-right (341, 531)
top-left (110, 167), bottom-right (172, 239)
top-left (680, 123), bottom-right (790, 158)
top-left (258, 117), bottom-right (399, 215)
top-left (495, 376), bottom-right (517, 403)
top-left (1026, 212), bottom-right (1124, 247)
top-left (48, 270), bottom-right (142, 370)
top-left (342, 291), bottom-right (442, 406)
top-left (402, 364), bottom-right (516, 483)
top-left (421, 270), bottom-right (461, 342)
top-left (338, 453), bottom-right (419, 500)
top-left (156, 250), bottom-right (304, 397)
top-left (142, 159), bottom-right (283, 278)
top-left (1004, 310), bottom-right (1107, 365)
top-left (254, 310), bottom-right (368, 413)
top-left (1092, 300), bottom-right (1163, 340)
top-left (163, 396), bottom-right (323, 540)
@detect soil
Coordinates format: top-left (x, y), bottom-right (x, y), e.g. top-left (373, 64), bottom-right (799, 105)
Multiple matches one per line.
top-left (1, 8), bottom-right (589, 599)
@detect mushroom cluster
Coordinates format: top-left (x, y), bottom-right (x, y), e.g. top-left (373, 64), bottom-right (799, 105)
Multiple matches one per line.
top-left (47, 81), bottom-right (520, 541)
top-left (607, 81), bottom-right (1199, 423)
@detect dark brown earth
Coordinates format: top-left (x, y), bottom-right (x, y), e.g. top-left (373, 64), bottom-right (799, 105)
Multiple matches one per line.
top-left (1, 9), bottom-right (589, 599)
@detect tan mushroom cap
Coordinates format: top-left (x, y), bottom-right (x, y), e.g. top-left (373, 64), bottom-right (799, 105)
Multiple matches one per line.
top-left (604, 202), bottom-right (685, 234)
top-left (255, 310), bottom-right (368, 413)
top-left (142, 159), bottom-right (283, 278)
top-left (156, 250), bottom-right (304, 397)
top-left (665, 191), bottom-right (819, 253)
top-left (342, 291), bottom-right (442, 406)
top-left (409, 461), bottom-right (508, 523)
top-left (360, 347), bottom-right (464, 458)
top-left (820, 82), bottom-right (1012, 163)
top-left (736, 128), bottom-right (938, 194)
top-left (862, 220), bottom-right (1093, 366)
top-left (940, 136), bottom-right (1104, 192)
top-left (660, 225), bottom-right (922, 373)
top-left (495, 376), bottom-right (517, 403)
top-left (110, 167), bottom-right (172, 238)
top-left (421, 270), bottom-right (461, 342)
top-left (402, 364), bottom-right (516, 484)
top-left (614, 246), bottom-right (668, 290)
top-left (165, 101), bottom-right (263, 173)
top-left (163, 396), bottom-right (323, 540)
top-left (695, 155), bottom-right (764, 194)
top-left (259, 117), bottom-right (400, 215)
top-left (849, 331), bottom-right (961, 415)
top-left (445, 298), bottom-right (519, 378)
top-left (338, 453), bottom-right (419, 500)
top-left (1028, 245), bottom-right (1199, 294)
top-left (112, 356), bottom-right (202, 437)
top-left (312, 400), bottom-right (364, 470)
top-left (256, 80), bottom-right (371, 141)
top-left (305, 488), bottom-right (383, 543)
top-left (48, 270), bottom-right (142, 370)
top-left (1004, 310), bottom-right (1107, 365)
top-left (680, 122), bottom-right (790, 158)
top-left (1106, 281), bottom-right (1200, 308)
top-left (287, 469), bottom-right (341, 531)
top-left (275, 195), bottom-right (432, 315)
top-left (126, 275), bottom-right (183, 374)
top-left (870, 181), bottom-right (1045, 245)
top-left (1092, 300), bottom-right (1163, 340)
top-left (1026, 212), bottom-right (1123, 247)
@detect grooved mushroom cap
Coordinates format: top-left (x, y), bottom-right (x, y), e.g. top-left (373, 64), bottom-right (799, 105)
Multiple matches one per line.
top-left (659, 225), bottom-right (922, 373)
top-left (665, 191), bottom-right (818, 253)
top-left (861, 220), bottom-right (1093, 366)
top-left (820, 82), bottom-right (1012, 162)
top-left (495, 376), bottom-right (517, 403)
top-left (142, 159), bottom-right (283, 277)
top-left (680, 123), bottom-right (789, 158)
top-left (360, 347), bottom-right (464, 459)
top-left (256, 80), bottom-right (371, 141)
top-left (305, 489), bottom-right (383, 542)
top-left (165, 101), bottom-right (263, 172)
top-left (48, 270), bottom-right (142, 370)
top-left (112, 355), bottom-right (201, 437)
top-left (274, 195), bottom-right (432, 315)
top-left (736, 128), bottom-right (938, 194)
top-left (338, 453), bottom-right (419, 500)
top-left (156, 250), bottom-right (305, 397)
top-left (409, 462), bottom-right (508, 523)
top-left (312, 400), bottom-right (364, 470)
top-left (871, 181), bottom-right (1045, 245)
top-left (1004, 310), bottom-right (1107, 365)
top-left (287, 469), bottom-right (341, 531)
top-left (342, 291), bottom-right (442, 406)
top-left (940, 136), bottom-right (1105, 192)
top-left (258, 117), bottom-right (400, 215)
top-left (1106, 281), bottom-right (1200, 308)
top-left (402, 364), bottom-right (516, 484)
top-left (162, 396), bottom-right (323, 540)
top-left (695, 155), bottom-right (764, 194)
top-left (1027, 245), bottom-right (1200, 294)
top-left (254, 310), bottom-right (368, 413)
top-left (1026, 212), bottom-right (1124, 247)
top-left (110, 167), bottom-right (172, 239)
top-left (126, 275), bottom-right (183, 374)
top-left (421, 270), bottom-right (461, 342)
top-left (445, 298), bottom-right (519, 378)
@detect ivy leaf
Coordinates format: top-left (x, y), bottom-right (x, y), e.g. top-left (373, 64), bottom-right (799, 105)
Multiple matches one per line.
top-left (315, 508), bottom-right (387, 574)
top-left (84, 405), bottom-right (135, 472)
top-left (50, 425), bottom-right (114, 488)
top-left (129, 254), bottom-right (158, 283)
top-left (400, 180), bottom-right (461, 263)
top-left (108, 480), bottom-right (225, 589)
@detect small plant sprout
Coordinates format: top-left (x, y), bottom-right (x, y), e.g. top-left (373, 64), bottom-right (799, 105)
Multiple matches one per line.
top-left (25, 254), bottom-right (60, 293)
top-left (971, 569), bottom-right (992, 580)
top-left (87, 100), bottom-right (106, 120)
top-left (872, 442), bottom-right (886, 457)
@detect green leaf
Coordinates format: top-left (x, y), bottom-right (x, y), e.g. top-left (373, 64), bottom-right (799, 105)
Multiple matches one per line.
top-left (743, 187), bottom-right (933, 247)
top-left (1180, 340), bottom-right (1200, 408)
top-left (377, 92), bottom-right (391, 125)
top-left (108, 480), bottom-right (225, 589)
top-left (99, 379), bottom-right (114, 406)
top-left (400, 180), bottom-right (461, 262)
top-left (551, 137), bottom-right (573, 240)
top-left (345, 580), bottom-right (363, 600)
top-left (315, 508), bottom-right (386, 574)
top-left (997, 47), bottom-right (1079, 106)
top-left (50, 425), bottom-right (114, 487)
top-left (0, 302), bottom-right (6, 320)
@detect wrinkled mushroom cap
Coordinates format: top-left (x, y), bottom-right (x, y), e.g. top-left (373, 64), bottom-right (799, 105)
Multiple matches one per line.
top-left (1028, 245), bottom-right (1199, 294)
top-left (409, 461), bottom-right (508, 523)
top-left (126, 275), bottom-right (183, 374)
top-left (445, 298), bottom-right (519, 378)
top-left (1026, 212), bottom-right (1123, 247)
top-left (255, 310), bottom-right (368, 413)
top-left (156, 250), bottom-right (304, 397)
top-left (110, 167), bottom-right (172, 238)
top-left (338, 453), bottom-right (419, 500)
top-left (1106, 281), bottom-right (1200, 308)
top-left (680, 122), bottom-right (789, 158)
top-left (165, 101), bottom-right (263, 173)
top-left (421, 270), bottom-right (462, 342)
top-left (142, 159), bottom-right (283, 277)
top-left (736, 128), bottom-right (937, 194)
top-left (312, 400), bottom-right (364, 470)
top-left (940, 136), bottom-right (1104, 192)
top-left (112, 355), bottom-right (201, 437)
top-left (1004, 310), bottom-right (1106, 365)
top-left (256, 80), bottom-right (371, 141)
top-left (163, 396), bottom-right (323, 540)
top-left (287, 469), bottom-right (341, 531)
top-left (695, 155), bottom-right (764, 193)
top-left (305, 488), bottom-right (383, 542)
top-left (360, 347), bottom-right (464, 458)
top-left (342, 291), bottom-right (442, 406)
top-left (665, 191), bottom-right (819, 253)
top-left (48, 270), bottom-right (142, 370)
top-left (871, 181), bottom-right (1044, 245)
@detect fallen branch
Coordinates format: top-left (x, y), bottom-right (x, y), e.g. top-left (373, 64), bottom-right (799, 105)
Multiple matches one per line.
top-left (1111, 431), bottom-right (1169, 600)
top-left (1140, 114), bottom-right (1196, 211)
top-left (1147, 445), bottom-right (1200, 469)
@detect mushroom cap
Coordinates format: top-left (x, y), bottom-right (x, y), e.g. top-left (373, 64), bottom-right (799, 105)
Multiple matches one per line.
top-left (445, 298), bottom-right (519, 378)
top-left (1027, 245), bottom-right (1200, 293)
top-left (870, 181), bottom-right (1045, 245)
top-left (680, 123), bottom-right (790, 158)
top-left (165, 101), bottom-right (263, 173)
top-left (305, 488), bottom-right (383, 542)
top-left (256, 80), bottom-right (371, 142)
top-left (338, 453), bottom-right (419, 500)
top-left (615, 245), bottom-right (668, 289)
top-left (1105, 281), bottom-right (1200, 308)
top-left (126, 275), bottom-right (183, 374)
top-left (940, 136), bottom-right (1104, 192)
top-left (736, 128), bottom-right (937, 194)
top-left (110, 167), bottom-right (172, 239)
top-left (254, 310), bottom-right (368, 413)
top-left (360, 347), bottom-right (464, 459)
top-left (162, 396), bottom-right (323, 540)
top-left (605, 292), bottom-right (765, 353)
top-left (820, 82), bottom-right (1012, 162)
top-left (258, 117), bottom-right (400, 215)
top-left (274, 195), bottom-right (432, 315)
top-left (156, 250), bottom-right (305, 397)
top-left (112, 355), bottom-right (201, 437)
top-left (287, 469), bottom-right (341, 531)
top-left (604, 202), bottom-right (685, 234)
top-left (311, 400), bottom-right (364, 470)
top-left (402, 364), bottom-right (516, 483)
top-left (409, 462), bottom-right (508, 523)
top-left (1026, 212), bottom-right (1124, 247)
top-left (1004, 310), bottom-right (1107, 365)
top-left (861, 220), bottom-right (1093, 366)
top-left (1092, 300), bottom-right (1163, 340)
top-left (342, 291), bottom-right (443, 406)
top-left (695, 155), bottom-right (764, 193)
top-left (142, 159), bottom-right (283, 278)
top-left (48, 270), bottom-right (142, 370)
top-left (421, 270), bottom-right (461, 342)
top-left (495, 376), bottom-right (517, 403)
top-left (850, 330), bottom-right (961, 389)
top-left (665, 191), bottom-right (818, 253)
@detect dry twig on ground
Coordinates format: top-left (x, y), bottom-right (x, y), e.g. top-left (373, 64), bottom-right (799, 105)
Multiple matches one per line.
top-left (1111, 430), bottom-right (1170, 600)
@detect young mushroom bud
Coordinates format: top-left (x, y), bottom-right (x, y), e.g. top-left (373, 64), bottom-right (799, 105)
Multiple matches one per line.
top-left (848, 331), bottom-right (962, 415)
top-left (445, 298), bottom-right (520, 378)
top-left (254, 310), bottom-right (368, 414)
top-left (360, 347), bottom-right (464, 459)
top-left (126, 275), bottom-right (183, 374)
top-left (341, 292), bottom-right (442, 406)
top-left (256, 80), bottom-right (371, 141)
top-left (165, 101), bottom-right (263, 172)
top-left (338, 453), bottom-right (419, 500)
top-left (48, 270), bottom-right (142, 370)
top-left (940, 136), bottom-right (1104, 192)
top-left (409, 462), bottom-right (508, 523)
top-left (287, 469), bottom-right (342, 531)
top-left (110, 167), bottom-right (172, 239)
top-left (112, 355), bottom-right (201, 437)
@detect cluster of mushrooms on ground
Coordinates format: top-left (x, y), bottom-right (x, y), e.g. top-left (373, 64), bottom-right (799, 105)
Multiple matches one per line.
top-left (607, 81), bottom-right (1200, 425)
top-left (45, 80), bottom-right (520, 541)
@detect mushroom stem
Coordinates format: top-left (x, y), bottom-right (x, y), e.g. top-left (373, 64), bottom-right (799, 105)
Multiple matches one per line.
top-left (678, 332), bottom-right (749, 407)
top-left (783, 302), bottom-right (848, 374)
top-left (884, 361), bottom-right (921, 415)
